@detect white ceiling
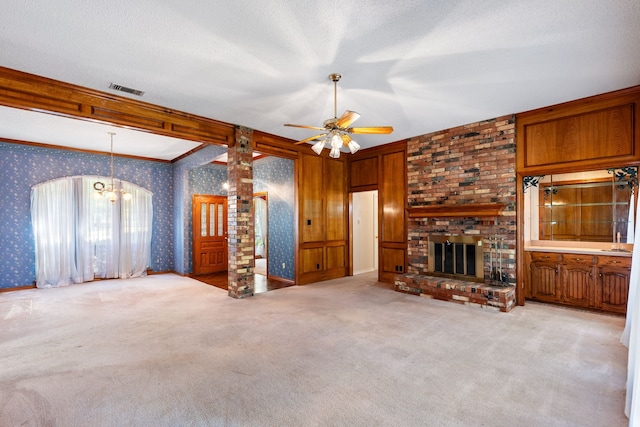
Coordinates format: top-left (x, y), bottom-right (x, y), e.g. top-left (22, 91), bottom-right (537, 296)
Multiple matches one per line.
top-left (1, 0), bottom-right (639, 160)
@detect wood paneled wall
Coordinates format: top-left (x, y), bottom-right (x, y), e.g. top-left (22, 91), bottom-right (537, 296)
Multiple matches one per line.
top-left (349, 141), bottom-right (408, 283)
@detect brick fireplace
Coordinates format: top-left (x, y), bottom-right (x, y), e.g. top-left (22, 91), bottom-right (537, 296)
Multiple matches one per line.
top-left (395, 115), bottom-right (517, 312)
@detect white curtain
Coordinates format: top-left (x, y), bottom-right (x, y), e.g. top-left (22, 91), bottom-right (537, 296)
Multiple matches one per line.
top-left (31, 176), bottom-right (153, 288)
top-left (622, 201), bottom-right (640, 422)
top-left (119, 180), bottom-right (153, 278)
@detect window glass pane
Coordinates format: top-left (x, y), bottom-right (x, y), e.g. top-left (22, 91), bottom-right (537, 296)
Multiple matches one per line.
top-left (218, 204), bottom-right (224, 236)
top-left (210, 204), bottom-right (216, 237)
top-left (201, 203), bottom-right (207, 236)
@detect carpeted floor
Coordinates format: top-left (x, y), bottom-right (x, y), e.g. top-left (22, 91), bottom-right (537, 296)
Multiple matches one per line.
top-left (0, 272), bottom-right (628, 426)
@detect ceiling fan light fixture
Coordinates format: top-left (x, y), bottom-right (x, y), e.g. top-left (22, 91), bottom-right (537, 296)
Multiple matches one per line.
top-left (284, 72), bottom-right (393, 158)
top-left (329, 133), bottom-right (342, 150)
top-left (347, 139), bottom-right (360, 154)
top-left (311, 139), bottom-right (325, 155)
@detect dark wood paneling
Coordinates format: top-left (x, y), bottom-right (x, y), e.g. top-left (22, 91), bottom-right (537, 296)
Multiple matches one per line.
top-left (325, 159), bottom-right (346, 241)
top-left (524, 105), bottom-right (633, 168)
top-left (381, 247), bottom-right (405, 275)
top-left (301, 154), bottom-right (324, 243)
top-left (381, 151), bottom-right (406, 243)
top-left (349, 157), bottom-right (378, 188)
top-left (301, 247), bottom-right (323, 273)
top-left (326, 245), bottom-right (346, 270)
top-left (516, 85), bottom-right (640, 174)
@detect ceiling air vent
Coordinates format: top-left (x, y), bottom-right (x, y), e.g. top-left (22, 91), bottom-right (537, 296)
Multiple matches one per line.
top-left (109, 83), bottom-right (145, 97)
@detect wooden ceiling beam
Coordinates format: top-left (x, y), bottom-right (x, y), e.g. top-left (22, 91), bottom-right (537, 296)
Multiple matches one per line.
top-left (0, 66), bottom-right (235, 146)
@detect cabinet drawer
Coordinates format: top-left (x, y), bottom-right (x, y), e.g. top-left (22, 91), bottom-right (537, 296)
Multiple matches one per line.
top-left (597, 256), bottom-right (631, 268)
top-left (530, 252), bottom-right (560, 262)
top-left (561, 254), bottom-right (594, 265)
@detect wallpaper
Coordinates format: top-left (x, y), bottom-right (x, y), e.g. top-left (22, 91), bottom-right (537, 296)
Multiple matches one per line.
top-left (186, 156), bottom-right (295, 281)
top-left (0, 141), bottom-right (174, 288)
top-left (254, 156), bottom-right (295, 280)
top-left (172, 144), bottom-right (227, 274)
top-left (187, 163), bottom-right (228, 272)
top-left (0, 138), bottom-right (294, 288)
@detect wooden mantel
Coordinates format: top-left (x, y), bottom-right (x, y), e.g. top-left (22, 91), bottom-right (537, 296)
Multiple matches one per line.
top-left (406, 203), bottom-right (507, 218)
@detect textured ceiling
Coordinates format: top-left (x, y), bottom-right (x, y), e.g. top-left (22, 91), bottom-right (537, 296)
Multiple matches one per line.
top-left (1, 0), bottom-right (639, 159)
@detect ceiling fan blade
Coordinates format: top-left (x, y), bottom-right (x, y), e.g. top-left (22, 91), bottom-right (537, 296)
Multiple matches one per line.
top-left (348, 126), bottom-right (394, 135)
top-left (284, 124), bottom-right (326, 131)
top-left (293, 133), bottom-right (327, 145)
top-left (335, 110), bottom-right (361, 128)
top-left (340, 134), bottom-right (352, 147)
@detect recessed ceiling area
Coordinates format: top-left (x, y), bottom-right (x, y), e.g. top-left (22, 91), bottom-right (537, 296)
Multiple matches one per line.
top-left (0, 106), bottom-right (202, 161)
top-left (0, 0), bottom-right (638, 160)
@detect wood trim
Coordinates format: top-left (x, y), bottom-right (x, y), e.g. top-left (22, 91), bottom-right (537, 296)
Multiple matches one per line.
top-left (407, 203), bottom-right (507, 218)
top-left (0, 66), bottom-right (235, 146)
top-left (0, 284), bottom-right (36, 292)
top-left (1, 136), bottom-right (172, 163)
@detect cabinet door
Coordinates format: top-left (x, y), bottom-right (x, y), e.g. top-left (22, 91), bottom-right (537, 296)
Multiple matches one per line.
top-left (560, 263), bottom-right (593, 308)
top-left (598, 266), bottom-right (630, 313)
top-left (530, 262), bottom-right (559, 302)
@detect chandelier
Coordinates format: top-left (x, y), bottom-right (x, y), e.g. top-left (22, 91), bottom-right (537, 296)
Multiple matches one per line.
top-left (93, 132), bottom-right (131, 202)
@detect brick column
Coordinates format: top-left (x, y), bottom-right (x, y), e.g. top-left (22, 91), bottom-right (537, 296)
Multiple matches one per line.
top-left (227, 126), bottom-right (254, 298)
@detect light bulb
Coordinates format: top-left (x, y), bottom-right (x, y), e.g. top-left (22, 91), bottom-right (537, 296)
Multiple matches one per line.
top-left (329, 147), bottom-right (340, 158)
top-left (311, 139), bottom-right (325, 155)
top-left (347, 139), bottom-right (360, 154)
top-left (122, 192), bottom-right (132, 201)
top-left (107, 191), bottom-right (117, 202)
top-left (330, 134), bottom-right (342, 149)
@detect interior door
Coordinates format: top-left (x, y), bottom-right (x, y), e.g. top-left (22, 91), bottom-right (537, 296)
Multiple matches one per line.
top-left (193, 194), bottom-right (227, 274)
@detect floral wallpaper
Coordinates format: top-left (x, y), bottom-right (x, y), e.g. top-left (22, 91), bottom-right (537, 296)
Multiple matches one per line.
top-left (0, 141), bottom-right (174, 288)
top-left (187, 163), bottom-right (228, 272)
top-left (172, 144), bottom-right (227, 274)
top-left (0, 138), bottom-right (295, 289)
top-left (254, 156), bottom-right (295, 280)
top-left (185, 156), bottom-right (295, 281)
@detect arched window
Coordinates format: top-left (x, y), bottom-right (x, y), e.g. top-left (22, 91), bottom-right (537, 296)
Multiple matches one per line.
top-left (31, 176), bottom-right (153, 287)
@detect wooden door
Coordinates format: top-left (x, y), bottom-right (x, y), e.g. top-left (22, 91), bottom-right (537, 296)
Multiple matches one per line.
top-left (193, 195), bottom-right (228, 274)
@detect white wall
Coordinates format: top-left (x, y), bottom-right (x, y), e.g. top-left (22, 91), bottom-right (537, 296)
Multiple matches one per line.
top-left (352, 190), bottom-right (378, 275)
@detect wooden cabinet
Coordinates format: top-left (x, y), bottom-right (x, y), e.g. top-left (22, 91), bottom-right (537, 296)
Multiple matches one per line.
top-left (529, 252), bottom-right (560, 302)
top-left (597, 256), bottom-right (631, 314)
top-left (560, 254), bottom-right (595, 308)
top-left (516, 86), bottom-right (640, 174)
top-left (526, 251), bottom-right (629, 313)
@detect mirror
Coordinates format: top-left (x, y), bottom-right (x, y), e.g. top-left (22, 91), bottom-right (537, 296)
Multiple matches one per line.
top-left (523, 167), bottom-right (638, 243)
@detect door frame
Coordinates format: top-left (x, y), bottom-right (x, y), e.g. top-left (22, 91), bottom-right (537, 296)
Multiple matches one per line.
top-left (253, 192), bottom-right (268, 276)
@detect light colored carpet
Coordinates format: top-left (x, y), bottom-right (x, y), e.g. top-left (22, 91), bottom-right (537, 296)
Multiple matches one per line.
top-left (0, 272), bottom-right (628, 426)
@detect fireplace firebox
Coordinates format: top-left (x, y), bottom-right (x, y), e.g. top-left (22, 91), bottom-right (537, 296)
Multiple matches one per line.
top-left (427, 235), bottom-right (484, 282)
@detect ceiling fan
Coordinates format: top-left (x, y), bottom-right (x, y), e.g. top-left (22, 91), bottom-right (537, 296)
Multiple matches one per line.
top-left (284, 73), bottom-right (393, 158)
